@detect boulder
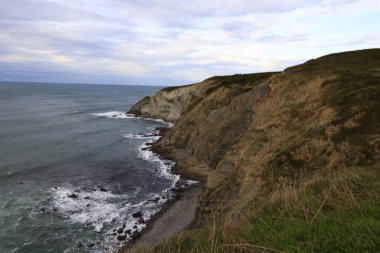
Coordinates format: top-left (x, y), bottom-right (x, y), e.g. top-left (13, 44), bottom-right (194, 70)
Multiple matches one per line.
top-left (132, 212), bottom-right (142, 218)
top-left (98, 186), bottom-right (107, 192)
top-left (68, 193), bottom-right (78, 199)
top-left (116, 235), bottom-right (126, 241)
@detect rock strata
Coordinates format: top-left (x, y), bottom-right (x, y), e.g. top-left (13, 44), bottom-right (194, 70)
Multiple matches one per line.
top-left (130, 49), bottom-right (380, 225)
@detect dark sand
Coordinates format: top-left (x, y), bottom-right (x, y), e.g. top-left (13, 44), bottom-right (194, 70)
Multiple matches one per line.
top-left (123, 186), bottom-right (200, 252)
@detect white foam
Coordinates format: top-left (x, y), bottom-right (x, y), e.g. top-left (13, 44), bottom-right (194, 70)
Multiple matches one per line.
top-left (123, 133), bottom-right (160, 140)
top-left (51, 185), bottom-right (173, 245)
top-left (52, 187), bottom-right (126, 232)
top-left (92, 111), bottom-right (134, 119)
top-left (92, 111), bottom-right (174, 127)
top-left (137, 138), bottom-right (179, 188)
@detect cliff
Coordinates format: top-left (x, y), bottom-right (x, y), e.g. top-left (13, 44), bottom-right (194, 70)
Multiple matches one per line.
top-left (128, 49), bottom-right (380, 227)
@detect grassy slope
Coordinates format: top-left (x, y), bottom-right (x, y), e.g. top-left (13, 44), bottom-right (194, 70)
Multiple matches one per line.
top-left (149, 167), bottom-right (380, 253)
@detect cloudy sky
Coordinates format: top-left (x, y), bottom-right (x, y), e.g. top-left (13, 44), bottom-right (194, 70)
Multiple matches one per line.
top-left (0, 0), bottom-right (379, 85)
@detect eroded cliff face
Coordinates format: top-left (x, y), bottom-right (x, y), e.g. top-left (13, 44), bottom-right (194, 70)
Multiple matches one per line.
top-left (129, 49), bottom-right (380, 225)
top-left (128, 83), bottom-right (205, 122)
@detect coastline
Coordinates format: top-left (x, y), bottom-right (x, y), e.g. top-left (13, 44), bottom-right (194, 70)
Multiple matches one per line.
top-left (120, 185), bottom-right (200, 252)
top-left (118, 118), bottom-right (202, 252)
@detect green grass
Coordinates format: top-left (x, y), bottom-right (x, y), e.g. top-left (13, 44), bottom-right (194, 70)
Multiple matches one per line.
top-left (139, 167), bottom-right (380, 253)
top-left (161, 83), bottom-right (196, 92)
top-left (205, 72), bottom-right (279, 95)
top-left (285, 48), bottom-right (380, 73)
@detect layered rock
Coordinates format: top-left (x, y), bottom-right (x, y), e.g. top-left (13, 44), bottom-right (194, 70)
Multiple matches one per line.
top-left (128, 83), bottom-right (202, 122)
top-left (129, 49), bottom-right (380, 225)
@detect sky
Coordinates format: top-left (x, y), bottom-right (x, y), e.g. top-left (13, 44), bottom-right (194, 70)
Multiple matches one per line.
top-left (0, 0), bottom-right (379, 86)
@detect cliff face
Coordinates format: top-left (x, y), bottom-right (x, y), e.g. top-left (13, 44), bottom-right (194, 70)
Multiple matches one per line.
top-left (129, 49), bottom-right (380, 224)
top-left (128, 83), bottom-right (203, 122)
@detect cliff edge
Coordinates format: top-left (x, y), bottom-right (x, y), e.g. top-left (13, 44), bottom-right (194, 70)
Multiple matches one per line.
top-left (128, 48), bottom-right (380, 227)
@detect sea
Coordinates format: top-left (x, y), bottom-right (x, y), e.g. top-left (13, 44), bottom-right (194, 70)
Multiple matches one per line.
top-left (0, 82), bottom-right (187, 253)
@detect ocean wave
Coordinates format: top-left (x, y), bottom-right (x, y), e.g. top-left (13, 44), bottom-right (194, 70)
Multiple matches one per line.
top-left (123, 133), bottom-right (160, 140)
top-left (92, 111), bottom-right (174, 127)
top-left (83, 111), bottom-right (195, 251)
top-left (92, 111), bottom-right (134, 119)
top-left (137, 139), bottom-right (179, 187)
top-left (51, 185), bottom-right (170, 251)
top-left (52, 186), bottom-right (127, 232)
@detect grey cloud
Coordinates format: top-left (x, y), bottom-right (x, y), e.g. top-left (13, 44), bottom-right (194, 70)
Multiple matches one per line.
top-left (0, 0), bottom-right (378, 85)
top-left (255, 33), bottom-right (308, 42)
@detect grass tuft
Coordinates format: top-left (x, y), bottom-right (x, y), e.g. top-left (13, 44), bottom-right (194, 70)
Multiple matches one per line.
top-left (127, 167), bottom-right (380, 253)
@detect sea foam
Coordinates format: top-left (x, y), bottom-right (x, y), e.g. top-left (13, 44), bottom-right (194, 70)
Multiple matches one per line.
top-left (50, 110), bottom-right (192, 251)
top-left (92, 111), bottom-right (173, 127)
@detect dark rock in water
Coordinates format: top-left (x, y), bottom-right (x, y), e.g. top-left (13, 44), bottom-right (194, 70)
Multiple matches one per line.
top-left (117, 228), bottom-right (123, 234)
top-left (97, 241), bottom-right (101, 245)
top-left (141, 147), bottom-right (149, 151)
top-left (122, 223), bottom-right (126, 229)
top-left (54, 187), bottom-right (58, 190)
top-left (113, 229), bottom-right (117, 232)
top-left (86, 204), bottom-right (90, 207)
top-left (112, 232), bottom-right (117, 236)
top-left (133, 225), bottom-right (137, 229)
top-left (68, 193), bottom-right (78, 199)
top-left (40, 208), bottom-right (46, 212)
top-left (125, 229), bottom-right (131, 234)
top-left (132, 212), bottom-right (142, 218)
top-left (84, 196), bottom-right (90, 200)
top-left (87, 243), bottom-right (95, 248)
top-left (98, 186), bottom-right (107, 192)
top-left (138, 217), bottom-right (145, 224)
top-left (19, 182), bottom-right (24, 185)
top-left (149, 197), bottom-right (160, 203)
top-left (53, 208), bottom-right (57, 212)
top-left (117, 235), bottom-right (127, 241)
top-left (78, 243), bottom-right (84, 248)
top-left (112, 115), bottom-right (117, 118)
top-left (131, 231), bottom-right (141, 240)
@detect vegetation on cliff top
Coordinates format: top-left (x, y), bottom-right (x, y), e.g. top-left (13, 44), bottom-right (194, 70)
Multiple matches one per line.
top-left (204, 72), bottom-right (279, 95)
top-left (128, 167), bottom-right (380, 253)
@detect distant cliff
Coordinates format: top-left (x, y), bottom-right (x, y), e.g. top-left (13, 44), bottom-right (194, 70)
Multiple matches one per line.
top-left (128, 83), bottom-right (201, 122)
top-left (128, 49), bottom-right (380, 225)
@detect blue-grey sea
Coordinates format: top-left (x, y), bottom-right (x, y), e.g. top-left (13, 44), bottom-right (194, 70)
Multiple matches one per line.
top-left (0, 82), bottom-right (182, 253)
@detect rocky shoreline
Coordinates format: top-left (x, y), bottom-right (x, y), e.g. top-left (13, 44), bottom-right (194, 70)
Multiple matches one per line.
top-left (116, 122), bottom-right (201, 252)
top-left (120, 185), bottom-right (200, 252)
